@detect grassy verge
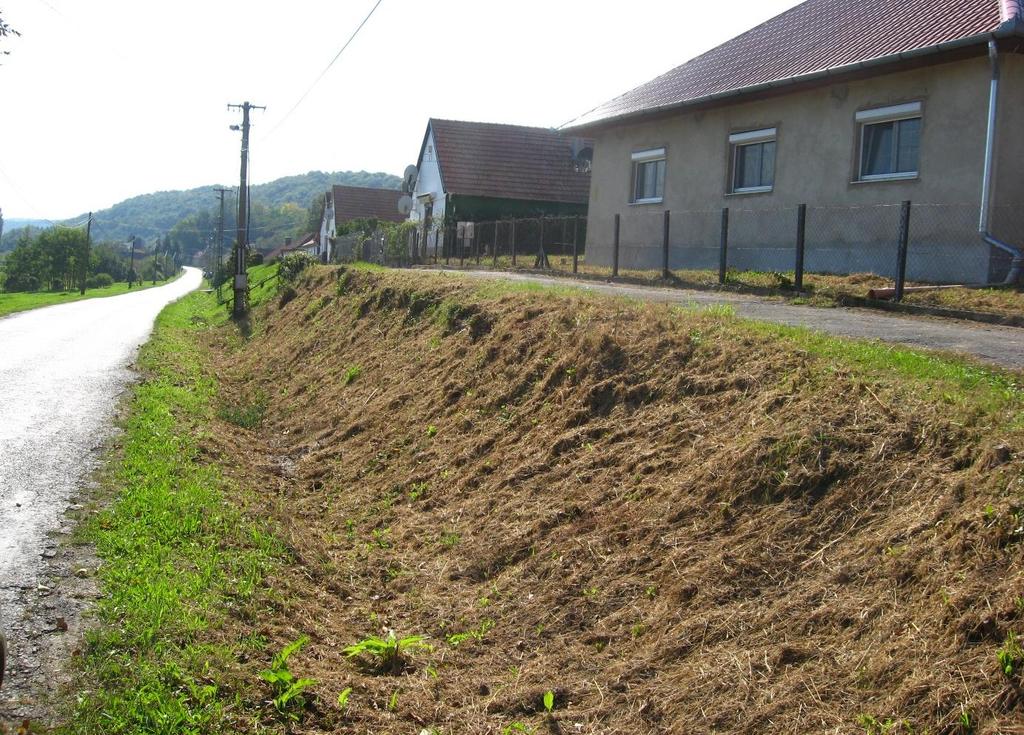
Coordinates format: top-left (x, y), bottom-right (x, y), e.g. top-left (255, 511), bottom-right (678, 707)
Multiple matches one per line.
top-left (0, 271), bottom-right (184, 319)
top-left (63, 286), bottom-right (281, 733)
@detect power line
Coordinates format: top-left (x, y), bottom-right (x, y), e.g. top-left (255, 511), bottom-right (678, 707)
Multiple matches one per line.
top-left (259, 0), bottom-right (384, 142)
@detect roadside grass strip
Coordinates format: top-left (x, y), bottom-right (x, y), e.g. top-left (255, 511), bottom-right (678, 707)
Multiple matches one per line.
top-left (63, 290), bottom-right (281, 734)
top-left (0, 272), bottom-right (184, 319)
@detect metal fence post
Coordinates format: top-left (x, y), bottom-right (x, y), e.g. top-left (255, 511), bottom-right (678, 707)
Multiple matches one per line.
top-left (894, 199), bottom-right (912, 302)
top-left (459, 225), bottom-right (465, 267)
top-left (474, 223), bottom-right (481, 265)
top-left (795, 203), bottom-right (806, 291)
top-left (662, 210), bottom-right (671, 279)
top-left (572, 215), bottom-right (580, 274)
top-left (492, 222), bottom-right (498, 268)
top-left (718, 207), bottom-right (730, 285)
top-left (511, 217), bottom-right (517, 266)
top-left (536, 216), bottom-right (548, 269)
top-left (612, 213), bottom-right (620, 278)
top-left (444, 225), bottom-right (450, 265)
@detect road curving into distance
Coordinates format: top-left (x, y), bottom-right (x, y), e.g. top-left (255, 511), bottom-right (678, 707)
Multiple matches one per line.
top-left (0, 267), bottom-right (201, 720)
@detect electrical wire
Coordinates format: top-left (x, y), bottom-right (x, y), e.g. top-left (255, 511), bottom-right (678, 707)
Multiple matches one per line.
top-left (258, 0), bottom-right (384, 142)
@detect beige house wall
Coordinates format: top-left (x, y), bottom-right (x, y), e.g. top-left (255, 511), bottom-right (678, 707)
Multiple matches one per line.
top-left (584, 54), bottom-right (1024, 283)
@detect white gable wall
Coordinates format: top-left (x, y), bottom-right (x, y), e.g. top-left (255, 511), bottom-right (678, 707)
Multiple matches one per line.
top-left (410, 128), bottom-right (446, 254)
top-left (318, 192), bottom-right (335, 262)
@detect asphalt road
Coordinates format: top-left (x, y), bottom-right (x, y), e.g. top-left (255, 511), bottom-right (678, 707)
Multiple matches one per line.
top-left (438, 268), bottom-right (1024, 371)
top-left (0, 267), bottom-right (201, 720)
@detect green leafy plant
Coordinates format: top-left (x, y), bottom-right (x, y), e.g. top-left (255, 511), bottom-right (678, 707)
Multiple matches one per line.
top-left (446, 619), bottom-right (494, 647)
top-left (343, 631), bottom-right (431, 674)
top-left (408, 481), bottom-right (429, 501)
top-left (502, 723), bottom-right (534, 735)
top-left (337, 687), bottom-right (353, 711)
top-left (426, 424), bottom-right (438, 438)
top-left (997, 631), bottom-right (1023, 676)
top-left (260, 636), bottom-right (316, 718)
top-left (342, 364), bottom-right (362, 385)
top-left (543, 690), bottom-right (555, 713)
top-left (856, 714), bottom-right (912, 734)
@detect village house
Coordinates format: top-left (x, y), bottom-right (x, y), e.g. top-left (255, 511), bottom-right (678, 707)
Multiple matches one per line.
top-left (315, 184), bottom-right (405, 262)
top-left (265, 233), bottom-right (317, 262)
top-left (564, 0), bottom-right (1024, 284)
top-left (408, 118), bottom-right (592, 255)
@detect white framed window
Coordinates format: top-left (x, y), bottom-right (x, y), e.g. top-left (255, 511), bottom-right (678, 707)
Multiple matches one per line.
top-left (856, 102), bottom-right (921, 181)
top-left (729, 128), bottom-right (776, 193)
top-left (630, 147), bottom-right (665, 203)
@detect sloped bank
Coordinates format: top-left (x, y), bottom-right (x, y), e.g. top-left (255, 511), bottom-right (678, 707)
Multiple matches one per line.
top-left (208, 264), bottom-right (1023, 734)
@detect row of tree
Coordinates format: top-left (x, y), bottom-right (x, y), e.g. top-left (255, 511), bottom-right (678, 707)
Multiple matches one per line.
top-left (0, 226), bottom-right (182, 293)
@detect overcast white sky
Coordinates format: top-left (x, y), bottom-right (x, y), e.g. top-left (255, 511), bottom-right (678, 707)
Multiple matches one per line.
top-left (0, 0), bottom-right (801, 220)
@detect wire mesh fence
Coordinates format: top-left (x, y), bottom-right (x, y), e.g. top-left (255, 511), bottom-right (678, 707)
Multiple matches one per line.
top-left (388, 203), bottom-right (1022, 314)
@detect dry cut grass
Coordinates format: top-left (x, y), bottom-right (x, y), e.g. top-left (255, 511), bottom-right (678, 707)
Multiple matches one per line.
top-left (197, 265), bottom-right (1023, 734)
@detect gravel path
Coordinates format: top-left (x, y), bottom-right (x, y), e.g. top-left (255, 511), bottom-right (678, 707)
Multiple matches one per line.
top-left (438, 268), bottom-right (1024, 370)
top-left (0, 268), bottom-right (201, 724)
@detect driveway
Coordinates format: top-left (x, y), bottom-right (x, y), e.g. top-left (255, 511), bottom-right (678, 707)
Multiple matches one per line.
top-left (437, 268), bottom-right (1024, 370)
top-left (0, 268), bottom-right (201, 723)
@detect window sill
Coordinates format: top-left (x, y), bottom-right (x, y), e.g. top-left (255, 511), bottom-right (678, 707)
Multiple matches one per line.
top-left (630, 198), bottom-right (664, 206)
top-left (853, 172), bottom-right (919, 184)
top-left (727, 186), bottom-right (773, 197)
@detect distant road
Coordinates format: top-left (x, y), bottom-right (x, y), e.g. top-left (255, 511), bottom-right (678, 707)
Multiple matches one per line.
top-left (0, 267), bottom-right (201, 718)
top-left (437, 268), bottom-right (1024, 371)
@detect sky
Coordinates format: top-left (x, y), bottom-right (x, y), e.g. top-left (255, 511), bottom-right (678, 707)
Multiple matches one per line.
top-left (0, 0), bottom-right (803, 220)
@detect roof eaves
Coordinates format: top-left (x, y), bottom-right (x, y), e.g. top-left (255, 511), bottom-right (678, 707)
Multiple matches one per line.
top-left (563, 26), bottom-right (1022, 133)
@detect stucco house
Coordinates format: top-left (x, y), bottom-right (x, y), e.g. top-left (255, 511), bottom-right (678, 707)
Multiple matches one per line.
top-left (409, 118), bottom-right (592, 254)
top-left (564, 0), bottom-right (1024, 284)
top-left (316, 184), bottom-right (405, 262)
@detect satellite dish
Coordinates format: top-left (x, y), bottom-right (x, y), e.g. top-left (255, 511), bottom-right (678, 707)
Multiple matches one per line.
top-left (397, 195), bottom-right (414, 216)
top-left (402, 164), bottom-right (418, 194)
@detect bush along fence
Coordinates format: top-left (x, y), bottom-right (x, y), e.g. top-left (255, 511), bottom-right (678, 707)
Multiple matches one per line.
top-left (389, 203), bottom-right (1022, 305)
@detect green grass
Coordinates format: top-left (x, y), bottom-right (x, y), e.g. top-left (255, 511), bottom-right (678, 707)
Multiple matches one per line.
top-left (739, 317), bottom-right (1022, 420)
top-left (63, 288), bottom-right (282, 734)
top-left (0, 271), bottom-right (184, 318)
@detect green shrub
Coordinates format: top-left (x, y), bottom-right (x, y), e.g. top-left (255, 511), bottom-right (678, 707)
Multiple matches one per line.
top-left (279, 252), bottom-right (317, 283)
top-left (85, 272), bottom-right (115, 289)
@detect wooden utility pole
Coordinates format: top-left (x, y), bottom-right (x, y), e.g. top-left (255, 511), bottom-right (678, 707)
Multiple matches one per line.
top-left (128, 235), bottom-right (137, 288)
top-left (227, 101), bottom-right (265, 317)
top-left (79, 212), bottom-right (92, 295)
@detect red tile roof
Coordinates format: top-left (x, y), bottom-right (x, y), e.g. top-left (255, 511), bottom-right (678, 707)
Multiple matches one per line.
top-left (332, 185), bottom-right (405, 225)
top-left (425, 119), bottom-right (591, 205)
top-left (266, 232), bottom-right (316, 261)
top-left (566, 0), bottom-right (1022, 130)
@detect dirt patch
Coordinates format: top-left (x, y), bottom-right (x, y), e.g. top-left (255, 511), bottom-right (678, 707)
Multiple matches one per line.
top-left (200, 266), bottom-right (1023, 734)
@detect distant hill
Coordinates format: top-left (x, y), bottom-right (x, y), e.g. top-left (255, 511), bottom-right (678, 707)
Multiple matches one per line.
top-left (1, 170), bottom-right (401, 252)
top-left (2, 218), bottom-right (53, 231)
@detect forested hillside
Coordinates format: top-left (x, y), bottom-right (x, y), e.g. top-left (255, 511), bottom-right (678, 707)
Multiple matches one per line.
top-left (0, 170), bottom-right (401, 253)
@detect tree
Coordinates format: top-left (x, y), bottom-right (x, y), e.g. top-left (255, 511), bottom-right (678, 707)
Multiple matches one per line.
top-left (305, 194), bottom-right (325, 235)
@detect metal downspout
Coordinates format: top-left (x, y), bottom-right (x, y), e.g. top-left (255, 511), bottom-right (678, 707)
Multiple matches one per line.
top-left (980, 40), bottom-right (1023, 283)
